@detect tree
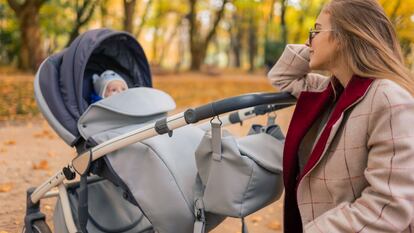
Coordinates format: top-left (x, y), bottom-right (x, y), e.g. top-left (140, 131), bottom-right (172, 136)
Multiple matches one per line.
top-left (6, 0), bottom-right (47, 71)
top-left (123, 0), bottom-right (137, 33)
top-left (135, 0), bottom-right (153, 38)
top-left (229, 11), bottom-right (243, 68)
top-left (65, 0), bottom-right (100, 47)
top-left (247, 6), bottom-right (258, 72)
top-left (188, 0), bottom-right (228, 70)
top-left (280, 0), bottom-right (287, 46)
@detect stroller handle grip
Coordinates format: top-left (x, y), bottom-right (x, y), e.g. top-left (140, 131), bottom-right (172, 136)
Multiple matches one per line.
top-left (184, 92), bottom-right (296, 124)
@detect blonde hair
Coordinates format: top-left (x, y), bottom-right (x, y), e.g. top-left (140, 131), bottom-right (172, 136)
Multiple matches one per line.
top-left (324, 0), bottom-right (414, 95)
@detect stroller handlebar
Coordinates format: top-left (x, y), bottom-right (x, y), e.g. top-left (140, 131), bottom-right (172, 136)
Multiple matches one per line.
top-left (184, 92), bottom-right (296, 124)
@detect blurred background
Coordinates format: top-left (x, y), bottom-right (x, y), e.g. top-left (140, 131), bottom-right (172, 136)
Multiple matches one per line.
top-left (1, 0), bottom-right (413, 73)
top-left (0, 0), bottom-right (414, 232)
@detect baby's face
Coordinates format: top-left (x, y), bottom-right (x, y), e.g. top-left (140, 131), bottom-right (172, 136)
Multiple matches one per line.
top-left (104, 80), bottom-right (127, 97)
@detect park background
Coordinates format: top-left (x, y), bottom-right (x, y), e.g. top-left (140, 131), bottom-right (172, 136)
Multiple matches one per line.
top-left (0, 0), bottom-right (414, 232)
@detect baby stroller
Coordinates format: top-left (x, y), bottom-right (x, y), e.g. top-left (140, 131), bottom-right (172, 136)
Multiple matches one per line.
top-left (23, 29), bottom-right (295, 233)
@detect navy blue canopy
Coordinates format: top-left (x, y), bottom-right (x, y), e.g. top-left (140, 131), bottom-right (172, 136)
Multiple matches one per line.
top-left (35, 29), bottom-right (152, 147)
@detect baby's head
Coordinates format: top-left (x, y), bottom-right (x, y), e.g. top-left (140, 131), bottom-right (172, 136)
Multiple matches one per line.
top-left (92, 70), bottom-right (128, 98)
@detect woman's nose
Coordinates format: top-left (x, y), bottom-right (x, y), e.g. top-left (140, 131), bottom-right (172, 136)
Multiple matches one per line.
top-left (305, 38), bottom-right (310, 47)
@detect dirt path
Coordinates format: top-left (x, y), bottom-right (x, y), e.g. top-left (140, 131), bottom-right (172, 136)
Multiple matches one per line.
top-left (0, 106), bottom-right (293, 233)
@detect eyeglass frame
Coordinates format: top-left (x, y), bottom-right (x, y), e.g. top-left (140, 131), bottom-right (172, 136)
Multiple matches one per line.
top-left (308, 28), bottom-right (335, 46)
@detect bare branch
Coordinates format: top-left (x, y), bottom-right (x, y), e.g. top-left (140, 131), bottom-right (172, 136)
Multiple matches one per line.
top-left (80, 0), bottom-right (99, 25)
top-left (204, 0), bottom-right (229, 49)
top-left (135, 0), bottom-right (153, 38)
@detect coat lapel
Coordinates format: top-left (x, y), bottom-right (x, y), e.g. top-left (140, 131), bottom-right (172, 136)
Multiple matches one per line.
top-left (282, 76), bottom-right (373, 233)
top-left (283, 80), bottom-right (337, 233)
top-left (298, 76), bottom-right (374, 181)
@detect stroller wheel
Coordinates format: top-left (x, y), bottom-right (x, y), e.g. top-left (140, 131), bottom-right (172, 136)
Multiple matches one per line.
top-left (22, 220), bottom-right (52, 233)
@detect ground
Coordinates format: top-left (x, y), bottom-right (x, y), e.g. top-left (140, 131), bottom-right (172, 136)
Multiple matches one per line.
top-left (0, 71), bottom-right (294, 233)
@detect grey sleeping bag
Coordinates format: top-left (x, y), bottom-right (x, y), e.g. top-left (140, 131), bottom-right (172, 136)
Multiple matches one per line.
top-left (57, 87), bottom-right (284, 233)
top-left (73, 88), bottom-right (224, 233)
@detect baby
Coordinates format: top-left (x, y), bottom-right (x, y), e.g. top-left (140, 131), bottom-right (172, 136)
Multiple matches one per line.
top-left (92, 70), bottom-right (128, 101)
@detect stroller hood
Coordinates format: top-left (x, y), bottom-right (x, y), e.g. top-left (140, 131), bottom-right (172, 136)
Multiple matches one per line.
top-left (34, 29), bottom-right (152, 147)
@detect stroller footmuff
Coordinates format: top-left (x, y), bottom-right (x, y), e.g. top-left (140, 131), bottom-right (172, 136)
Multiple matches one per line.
top-left (53, 179), bottom-right (153, 233)
top-left (77, 87), bottom-right (224, 232)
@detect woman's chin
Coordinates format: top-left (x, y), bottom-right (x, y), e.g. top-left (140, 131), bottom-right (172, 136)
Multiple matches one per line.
top-left (309, 62), bottom-right (317, 70)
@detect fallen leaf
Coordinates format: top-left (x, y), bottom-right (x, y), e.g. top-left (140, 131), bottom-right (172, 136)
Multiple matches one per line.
top-left (32, 160), bottom-right (49, 170)
top-left (1, 231), bottom-right (10, 233)
top-left (3, 140), bottom-right (16, 146)
top-left (0, 183), bottom-right (13, 193)
top-left (250, 216), bottom-right (263, 223)
top-left (266, 221), bottom-right (282, 230)
top-left (47, 151), bottom-right (56, 157)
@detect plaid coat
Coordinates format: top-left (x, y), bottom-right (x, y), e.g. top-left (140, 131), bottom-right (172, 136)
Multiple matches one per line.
top-left (268, 44), bottom-right (414, 233)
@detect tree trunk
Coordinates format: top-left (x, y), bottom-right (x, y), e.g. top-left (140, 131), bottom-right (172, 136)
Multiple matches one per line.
top-left (264, 0), bottom-right (276, 42)
top-left (19, 5), bottom-right (44, 71)
top-left (135, 0), bottom-right (153, 38)
top-left (230, 12), bottom-right (242, 68)
top-left (66, 0), bottom-right (99, 47)
top-left (190, 44), bottom-right (206, 71)
top-left (188, 0), bottom-right (228, 71)
top-left (123, 0), bottom-right (136, 33)
top-left (100, 0), bottom-right (110, 27)
top-left (7, 0), bottom-right (46, 71)
top-left (248, 12), bottom-right (258, 73)
top-left (280, 0), bottom-right (287, 46)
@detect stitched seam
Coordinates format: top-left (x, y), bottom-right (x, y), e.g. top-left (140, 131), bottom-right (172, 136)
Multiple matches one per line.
top-left (322, 157), bottom-right (334, 202)
top-left (357, 202), bottom-right (391, 232)
top-left (344, 125), bottom-right (356, 198)
top-left (384, 93), bottom-right (395, 196)
top-left (240, 159), bottom-right (255, 217)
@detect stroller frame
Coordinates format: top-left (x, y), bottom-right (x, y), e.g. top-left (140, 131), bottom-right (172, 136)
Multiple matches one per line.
top-left (25, 86), bottom-right (295, 233)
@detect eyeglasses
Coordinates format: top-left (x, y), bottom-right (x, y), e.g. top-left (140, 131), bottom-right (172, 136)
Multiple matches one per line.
top-left (308, 28), bottom-right (335, 45)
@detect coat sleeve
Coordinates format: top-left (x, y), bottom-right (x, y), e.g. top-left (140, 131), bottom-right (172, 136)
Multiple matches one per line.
top-left (305, 81), bottom-right (414, 233)
top-left (267, 44), bottom-right (329, 98)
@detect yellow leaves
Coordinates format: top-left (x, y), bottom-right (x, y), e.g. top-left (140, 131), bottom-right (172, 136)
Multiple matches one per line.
top-left (0, 75), bottom-right (38, 121)
top-left (32, 160), bottom-right (49, 170)
top-left (250, 216), bottom-right (263, 223)
top-left (0, 182), bottom-right (13, 193)
top-left (47, 151), bottom-right (57, 157)
top-left (0, 140), bottom-right (16, 153)
top-left (33, 129), bottom-right (56, 139)
top-left (266, 220), bottom-right (282, 230)
top-left (3, 140), bottom-right (16, 146)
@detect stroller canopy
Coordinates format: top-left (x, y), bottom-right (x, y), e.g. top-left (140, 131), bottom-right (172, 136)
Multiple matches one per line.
top-left (34, 29), bottom-right (152, 147)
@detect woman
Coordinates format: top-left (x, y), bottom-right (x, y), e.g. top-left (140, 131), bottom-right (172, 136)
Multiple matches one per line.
top-left (268, 0), bottom-right (414, 232)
